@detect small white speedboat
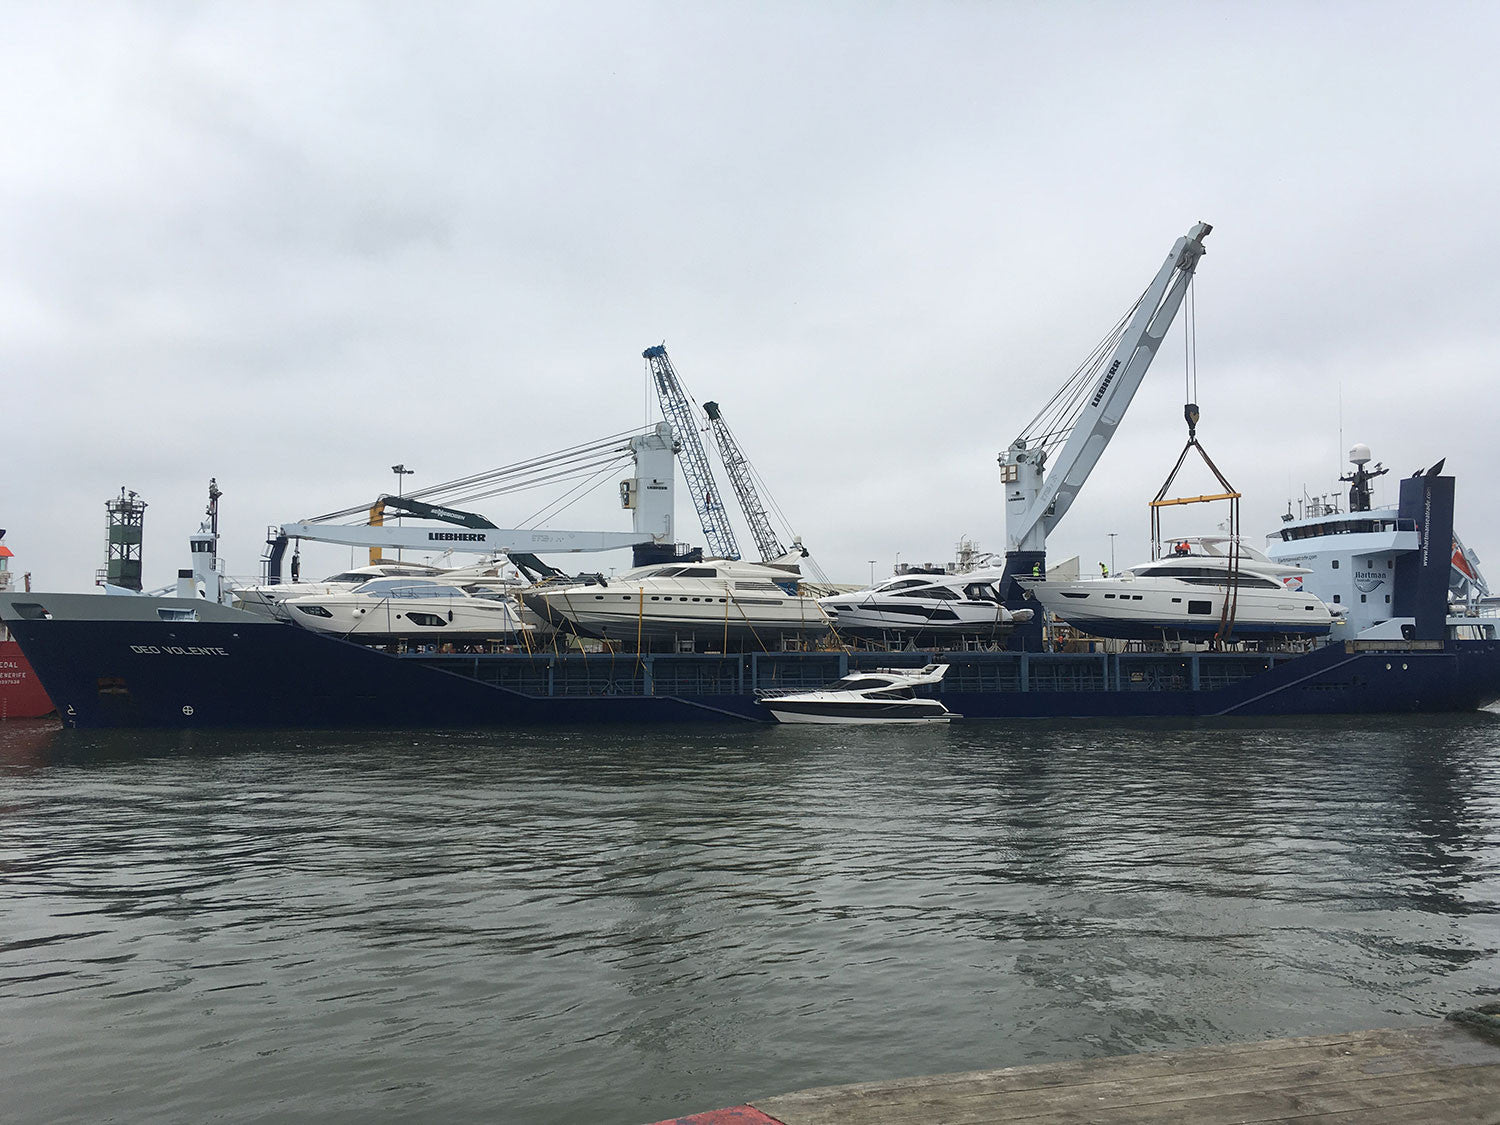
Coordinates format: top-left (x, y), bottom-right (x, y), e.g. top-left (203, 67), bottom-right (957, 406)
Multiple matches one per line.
top-left (759, 664), bottom-right (957, 724)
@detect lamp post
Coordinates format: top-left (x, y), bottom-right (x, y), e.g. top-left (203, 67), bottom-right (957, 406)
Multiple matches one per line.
top-left (392, 464), bottom-right (414, 559)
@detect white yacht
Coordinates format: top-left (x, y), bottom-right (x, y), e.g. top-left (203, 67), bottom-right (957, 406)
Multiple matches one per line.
top-left (232, 562), bottom-right (447, 618)
top-left (281, 576), bottom-right (531, 643)
top-left (518, 559), bottom-right (830, 647)
top-left (1023, 537), bottom-right (1337, 642)
top-left (819, 569), bottom-right (1034, 642)
top-left (759, 664), bottom-right (956, 724)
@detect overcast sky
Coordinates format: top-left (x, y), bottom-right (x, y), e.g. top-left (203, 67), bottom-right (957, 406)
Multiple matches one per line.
top-left (5, 1), bottom-right (1497, 592)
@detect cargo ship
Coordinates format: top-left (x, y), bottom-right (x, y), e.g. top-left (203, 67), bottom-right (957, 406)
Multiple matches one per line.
top-left (6, 222), bottom-right (1496, 729)
top-left (2, 457), bottom-right (1498, 728)
top-left (0, 530), bottom-right (55, 719)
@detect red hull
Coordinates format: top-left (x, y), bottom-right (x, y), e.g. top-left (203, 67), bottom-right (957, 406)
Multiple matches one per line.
top-left (0, 638), bottom-right (55, 718)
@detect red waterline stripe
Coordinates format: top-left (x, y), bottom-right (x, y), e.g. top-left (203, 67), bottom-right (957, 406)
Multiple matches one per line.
top-left (647, 1106), bottom-right (785, 1125)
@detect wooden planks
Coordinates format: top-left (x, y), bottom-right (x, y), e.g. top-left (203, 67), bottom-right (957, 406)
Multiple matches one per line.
top-left (743, 1023), bottom-right (1500, 1125)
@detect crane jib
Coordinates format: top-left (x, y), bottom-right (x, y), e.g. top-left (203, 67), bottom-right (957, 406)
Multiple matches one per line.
top-left (1089, 359), bottom-right (1122, 409)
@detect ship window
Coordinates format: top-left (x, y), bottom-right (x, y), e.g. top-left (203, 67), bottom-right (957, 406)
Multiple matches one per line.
top-left (650, 596), bottom-right (659, 601)
top-left (1386, 559), bottom-right (1393, 568)
top-left (1331, 560), bottom-right (1340, 569)
top-left (1385, 595), bottom-right (1391, 603)
top-left (406, 612), bottom-right (446, 627)
top-left (295, 604), bottom-right (333, 618)
top-left (1188, 600), bottom-right (1212, 615)
top-left (881, 578), bottom-right (929, 591)
top-left (9, 602), bottom-right (52, 620)
top-left (1171, 597), bottom-right (1181, 603)
top-left (1333, 594), bottom-right (1341, 603)
top-left (1060, 592), bottom-right (1089, 599)
top-left (897, 586), bottom-right (957, 600)
top-left (594, 595), bottom-right (604, 600)
top-left (1360, 594), bottom-right (1367, 603)
top-left (828, 677), bottom-right (890, 691)
top-left (1367, 559), bottom-right (1374, 568)
top-left (622, 595), bottom-right (632, 600)
top-left (869, 687), bottom-right (916, 700)
top-left (1104, 593), bottom-right (1116, 599)
top-left (677, 568), bottom-right (718, 578)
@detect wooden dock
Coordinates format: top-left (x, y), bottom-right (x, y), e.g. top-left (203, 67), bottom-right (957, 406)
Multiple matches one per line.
top-left (651, 1010), bottom-right (1500, 1124)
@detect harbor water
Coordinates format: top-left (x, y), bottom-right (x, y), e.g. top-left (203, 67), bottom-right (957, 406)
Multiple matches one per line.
top-left (3, 714), bottom-right (1499, 1124)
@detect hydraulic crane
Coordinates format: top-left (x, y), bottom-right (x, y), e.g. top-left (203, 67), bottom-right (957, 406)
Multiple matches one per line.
top-left (643, 345), bottom-right (740, 560)
top-left (263, 424), bottom-right (679, 583)
top-left (998, 222), bottom-right (1212, 644)
top-left (702, 400), bottom-right (789, 562)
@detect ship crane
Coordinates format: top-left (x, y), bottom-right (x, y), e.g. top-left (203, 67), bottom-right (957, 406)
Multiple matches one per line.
top-left (262, 424), bottom-right (681, 583)
top-left (702, 400), bottom-right (804, 563)
top-left (998, 222), bottom-right (1212, 643)
top-left (643, 344), bottom-right (740, 560)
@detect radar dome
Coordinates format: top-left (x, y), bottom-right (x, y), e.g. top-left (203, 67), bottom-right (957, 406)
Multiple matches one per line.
top-left (1349, 443), bottom-right (1372, 466)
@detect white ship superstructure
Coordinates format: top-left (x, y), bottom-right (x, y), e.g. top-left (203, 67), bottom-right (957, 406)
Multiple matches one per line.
top-left (1265, 444), bottom-right (1494, 640)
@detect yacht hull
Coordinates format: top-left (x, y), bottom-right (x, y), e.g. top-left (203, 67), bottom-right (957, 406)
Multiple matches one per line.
top-left (1028, 577), bottom-right (1335, 643)
top-left (518, 590), bottom-right (828, 644)
top-left (761, 698), bottom-right (954, 724)
top-left (285, 599), bottom-right (528, 643)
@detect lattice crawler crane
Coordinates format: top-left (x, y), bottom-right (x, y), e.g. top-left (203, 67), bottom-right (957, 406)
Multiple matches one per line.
top-left (702, 400), bottom-right (792, 563)
top-left (643, 345), bottom-right (740, 560)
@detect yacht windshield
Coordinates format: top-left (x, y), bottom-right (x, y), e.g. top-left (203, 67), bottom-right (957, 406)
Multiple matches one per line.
top-left (353, 579), bottom-right (466, 598)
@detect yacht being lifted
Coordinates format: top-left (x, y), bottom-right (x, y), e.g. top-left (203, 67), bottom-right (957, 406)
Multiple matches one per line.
top-left (1022, 537), bottom-right (1338, 643)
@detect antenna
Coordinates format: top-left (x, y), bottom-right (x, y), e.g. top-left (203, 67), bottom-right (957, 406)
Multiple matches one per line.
top-left (1337, 382), bottom-right (1343, 485)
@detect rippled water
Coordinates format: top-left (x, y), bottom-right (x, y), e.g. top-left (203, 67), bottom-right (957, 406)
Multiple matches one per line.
top-left (2, 714), bottom-right (1499, 1124)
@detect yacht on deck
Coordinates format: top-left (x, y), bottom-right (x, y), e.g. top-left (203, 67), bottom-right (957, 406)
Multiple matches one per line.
top-left (518, 558), bottom-right (830, 647)
top-left (281, 576), bottom-right (531, 643)
top-left (232, 562), bottom-right (448, 618)
top-left (819, 568), bottom-right (1033, 644)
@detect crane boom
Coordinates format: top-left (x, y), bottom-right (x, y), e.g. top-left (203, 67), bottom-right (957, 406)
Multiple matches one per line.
top-left (643, 345), bottom-right (740, 560)
top-left (262, 424), bottom-right (680, 582)
top-left (702, 400), bottom-right (786, 561)
top-left (996, 222), bottom-right (1211, 644)
top-left (1001, 222), bottom-right (1211, 555)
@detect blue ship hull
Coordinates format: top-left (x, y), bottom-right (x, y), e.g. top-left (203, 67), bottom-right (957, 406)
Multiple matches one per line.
top-left (6, 598), bottom-right (1499, 729)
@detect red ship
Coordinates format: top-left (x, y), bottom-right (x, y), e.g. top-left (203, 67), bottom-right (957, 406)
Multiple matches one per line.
top-left (0, 530), bottom-right (54, 719)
